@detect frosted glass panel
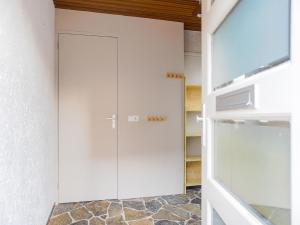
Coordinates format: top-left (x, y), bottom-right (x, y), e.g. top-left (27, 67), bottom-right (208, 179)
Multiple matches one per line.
top-left (214, 120), bottom-right (290, 225)
top-left (213, 209), bottom-right (226, 225)
top-left (212, 0), bottom-right (290, 88)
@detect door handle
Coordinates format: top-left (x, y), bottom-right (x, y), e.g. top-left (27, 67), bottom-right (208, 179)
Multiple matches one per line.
top-left (202, 104), bottom-right (206, 148)
top-left (106, 114), bottom-right (117, 129)
top-left (246, 93), bottom-right (253, 106)
top-left (196, 115), bottom-right (203, 123)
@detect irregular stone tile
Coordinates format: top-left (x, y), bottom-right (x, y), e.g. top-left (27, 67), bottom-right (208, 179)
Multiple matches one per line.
top-left (163, 205), bottom-right (190, 220)
top-left (70, 207), bottom-right (92, 221)
top-left (128, 218), bottom-right (154, 225)
top-left (89, 217), bottom-right (105, 225)
top-left (193, 191), bottom-right (201, 199)
top-left (71, 221), bottom-right (88, 225)
top-left (191, 214), bottom-right (201, 221)
top-left (161, 195), bottom-right (189, 205)
top-left (123, 200), bottom-right (145, 210)
top-left (143, 197), bottom-right (157, 202)
top-left (106, 215), bottom-right (125, 225)
top-left (48, 187), bottom-right (202, 225)
top-left (195, 194), bottom-right (201, 200)
top-left (185, 192), bottom-right (196, 201)
top-left (145, 200), bottom-right (162, 213)
top-left (152, 209), bottom-right (184, 222)
top-left (186, 219), bottom-right (200, 225)
top-left (154, 220), bottom-right (180, 225)
top-left (191, 198), bottom-right (201, 205)
top-left (81, 201), bottom-right (92, 205)
top-left (158, 198), bottom-right (168, 205)
top-left (53, 203), bottom-right (82, 216)
top-left (124, 208), bottom-right (148, 221)
top-left (110, 199), bottom-right (121, 202)
top-left (48, 213), bottom-right (72, 225)
top-left (86, 201), bottom-right (110, 216)
top-left (187, 189), bottom-right (201, 200)
top-left (179, 204), bottom-right (201, 217)
top-left (108, 202), bottom-right (122, 217)
top-left (129, 197), bottom-right (145, 201)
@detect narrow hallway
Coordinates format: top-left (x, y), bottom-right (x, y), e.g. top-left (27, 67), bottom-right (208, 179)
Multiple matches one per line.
top-left (48, 188), bottom-right (201, 225)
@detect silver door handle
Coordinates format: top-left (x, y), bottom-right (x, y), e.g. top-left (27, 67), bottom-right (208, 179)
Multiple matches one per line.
top-left (106, 114), bottom-right (116, 129)
top-left (246, 93), bottom-right (253, 106)
top-left (202, 104), bottom-right (206, 148)
top-left (105, 114), bottom-right (116, 120)
top-left (196, 115), bottom-right (203, 123)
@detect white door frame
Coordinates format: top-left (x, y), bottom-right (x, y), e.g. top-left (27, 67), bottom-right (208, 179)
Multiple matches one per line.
top-left (201, 0), bottom-right (300, 224)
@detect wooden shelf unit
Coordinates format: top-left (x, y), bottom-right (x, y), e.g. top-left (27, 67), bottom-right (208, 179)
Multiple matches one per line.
top-left (184, 83), bottom-right (202, 192)
top-left (186, 160), bottom-right (202, 187)
top-left (186, 134), bottom-right (201, 137)
top-left (185, 85), bottom-right (202, 112)
top-left (186, 155), bottom-right (201, 162)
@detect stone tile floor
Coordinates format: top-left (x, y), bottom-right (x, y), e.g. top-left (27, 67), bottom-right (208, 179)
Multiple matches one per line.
top-left (48, 187), bottom-right (201, 225)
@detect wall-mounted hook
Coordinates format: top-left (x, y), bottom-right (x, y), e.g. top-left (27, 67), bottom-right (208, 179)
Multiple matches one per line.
top-left (147, 115), bottom-right (167, 122)
top-left (166, 72), bottom-right (185, 80)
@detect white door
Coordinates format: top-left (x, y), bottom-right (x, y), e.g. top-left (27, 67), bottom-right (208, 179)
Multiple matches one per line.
top-left (202, 0), bottom-right (299, 225)
top-left (58, 34), bottom-right (118, 202)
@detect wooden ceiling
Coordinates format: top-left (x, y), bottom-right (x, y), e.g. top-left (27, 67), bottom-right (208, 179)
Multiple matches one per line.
top-left (53, 0), bottom-right (201, 31)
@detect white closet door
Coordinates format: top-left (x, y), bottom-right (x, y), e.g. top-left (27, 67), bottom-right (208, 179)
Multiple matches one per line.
top-left (58, 34), bottom-right (118, 202)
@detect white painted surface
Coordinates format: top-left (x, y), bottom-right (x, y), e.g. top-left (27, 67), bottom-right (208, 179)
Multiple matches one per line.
top-left (56, 9), bottom-right (184, 199)
top-left (290, 1), bottom-right (300, 224)
top-left (184, 31), bottom-right (202, 85)
top-left (184, 53), bottom-right (202, 85)
top-left (0, 1), bottom-right (57, 224)
top-left (202, 0), bottom-right (295, 225)
top-left (184, 30), bottom-right (202, 53)
top-left (59, 34), bottom-right (118, 202)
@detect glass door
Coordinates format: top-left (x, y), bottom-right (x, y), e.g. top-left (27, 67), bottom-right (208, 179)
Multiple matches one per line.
top-left (202, 0), bottom-right (299, 224)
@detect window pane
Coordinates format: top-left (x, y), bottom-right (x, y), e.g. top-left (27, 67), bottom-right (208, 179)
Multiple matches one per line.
top-left (212, 0), bottom-right (290, 89)
top-left (214, 120), bottom-right (290, 225)
top-left (213, 209), bottom-right (226, 225)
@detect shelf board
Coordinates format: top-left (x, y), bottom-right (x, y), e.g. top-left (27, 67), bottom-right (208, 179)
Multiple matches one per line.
top-left (186, 84), bottom-right (201, 88)
top-left (186, 134), bottom-right (201, 137)
top-left (186, 156), bottom-right (201, 162)
top-left (186, 182), bottom-right (202, 187)
top-left (186, 109), bottom-right (202, 113)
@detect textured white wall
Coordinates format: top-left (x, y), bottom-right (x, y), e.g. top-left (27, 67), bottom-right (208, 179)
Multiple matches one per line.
top-left (0, 1), bottom-right (57, 225)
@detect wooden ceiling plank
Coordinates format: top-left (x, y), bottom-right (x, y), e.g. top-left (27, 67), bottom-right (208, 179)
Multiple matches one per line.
top-left (55, 1), bottom-right (198, 20)
top-left (55, 0), bottom-right (196, 15)
top-left (54, 0), bottom-right (201, 30)
top-left (55, 3), bottom-right (196, 24)
top-left (57, 0), bottom-right (199, 8)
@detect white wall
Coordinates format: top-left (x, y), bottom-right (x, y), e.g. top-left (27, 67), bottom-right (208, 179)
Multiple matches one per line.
top-left (0, 1), bottom-right (57, 225)
top-left (184, 30), bottom-right (202, 53)
top-left (184, 31), bottom-right (202, 85)
top-left (56, 9), bottom-right (184, 199)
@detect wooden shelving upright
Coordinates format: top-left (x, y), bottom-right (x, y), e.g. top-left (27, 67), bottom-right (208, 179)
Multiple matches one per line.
top-left (184, 83), bottom-right (202, 192)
